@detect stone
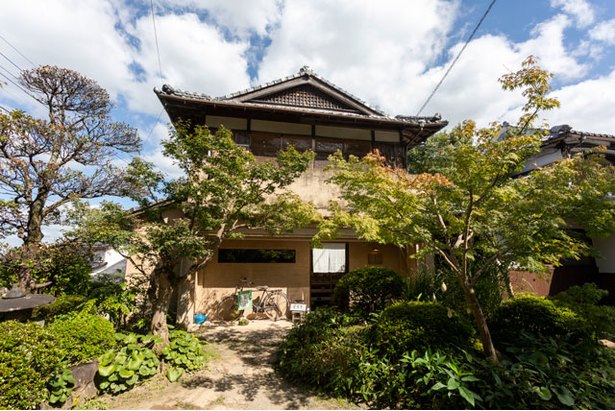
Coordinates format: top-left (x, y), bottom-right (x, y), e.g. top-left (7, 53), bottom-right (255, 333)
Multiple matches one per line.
top-left (62, 361), bottom-right (99, 409)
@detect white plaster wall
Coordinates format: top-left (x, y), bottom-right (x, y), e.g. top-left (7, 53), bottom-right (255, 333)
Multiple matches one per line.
top-left (91, 248), bottom-right (127, 279)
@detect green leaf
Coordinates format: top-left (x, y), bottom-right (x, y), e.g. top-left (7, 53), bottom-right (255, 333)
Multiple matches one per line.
top-left (98, 363), bottom-right (116, 377)
top-left (536, 386), bottom-right (552, 401)
top-left (458, 386), bottom-right (476, 406)
top-left (447, 377), bottom-right (460, 390)
top-left (554, 386), bottom-right (574, 406)
top-left (166, 366), bottom-right (184, 382)
top-left (99, 351), bottom-right (116, 366)
top-left (431, 382), bottom-right (447, 391)
top-left (118, 367), bottom-right (135, 379)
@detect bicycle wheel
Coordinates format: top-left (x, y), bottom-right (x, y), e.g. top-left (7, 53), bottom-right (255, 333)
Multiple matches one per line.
top-left (263, 291), bottom-right (288, 321)
top-left (216, 295), bottom-right (243, 321)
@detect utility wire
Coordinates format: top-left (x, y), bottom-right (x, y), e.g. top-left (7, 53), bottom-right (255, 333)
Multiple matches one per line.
top-left (0, 50), bottom-right (23, 72)
top-left (416, 0), bottom-right (497, 116)
top-left (150, 0), bottom-right (164, 84)
top-left (0, 67), bottom-right (33, 100)
top-left (146, 109), bottom-right (165, 141)
top-left (0, 33), bottom-right (36, 68)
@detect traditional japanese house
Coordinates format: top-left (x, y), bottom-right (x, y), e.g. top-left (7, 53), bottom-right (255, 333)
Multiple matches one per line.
top-left (510, 124), bottom-right (615, 302)
top-left (154, 66), bottom-right (447, 321)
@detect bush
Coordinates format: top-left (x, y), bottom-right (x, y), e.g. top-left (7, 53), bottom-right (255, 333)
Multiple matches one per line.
top-left (404, 266), bottom-right (503, 319)
top-left (0, 321), bottom-right (65, 409)
top-left (96, 333), bottom-right (160, 394)
top-left (370, 301), bottom-right (474, 360)
top-left (88, 277), bottom-right (137, 329)
top-left (490, 294), bottom-right (589, 347)
top-left (552, 283), bottom-right (615, 340)
top-left (48, 312), bottom-right (116, 366)
top-left (32, 294), bottom-right (89, 320)
top-left (333, 266), bottom-right (404, 318)
top-left (471, 333), bottom-right (615, 409)
top-left (277, 308), bottom-right (365, 391)
top-left (277, 301), bottom-right (615, 409)
top-left (161, 330), bottom-right (207, 382)
top-left (0, 243), bottom-right (92, 295)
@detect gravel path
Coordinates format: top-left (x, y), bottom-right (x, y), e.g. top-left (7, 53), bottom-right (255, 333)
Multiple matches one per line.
top-left (103, 321), bottom-right (358, 410)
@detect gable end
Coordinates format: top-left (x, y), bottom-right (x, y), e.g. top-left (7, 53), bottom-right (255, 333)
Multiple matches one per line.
top-left (249, 84), bottom-right (362, 114)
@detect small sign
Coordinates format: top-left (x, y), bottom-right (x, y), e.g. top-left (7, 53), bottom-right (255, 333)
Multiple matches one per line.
top-left (237, 290), bottom-right (252, 311)
top-left (290, 303), bottom-right (307, 312)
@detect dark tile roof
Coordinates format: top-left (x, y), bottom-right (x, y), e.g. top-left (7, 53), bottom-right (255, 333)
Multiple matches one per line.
top-left (156, 66), bottom-right (447, 128)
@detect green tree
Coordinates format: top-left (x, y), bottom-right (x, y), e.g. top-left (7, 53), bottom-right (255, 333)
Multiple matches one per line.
top-left (318, 57), bottom-right (615, 361)
top-left (71, 125), bottom-right (317, 345)
top-left (0, 65), bottom-right (140, 290)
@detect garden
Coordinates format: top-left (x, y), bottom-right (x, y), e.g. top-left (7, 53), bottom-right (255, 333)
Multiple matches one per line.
top-left (277, 266), bottom-right (615, 409)
top-left (0, 251), bottom-right (210, 410)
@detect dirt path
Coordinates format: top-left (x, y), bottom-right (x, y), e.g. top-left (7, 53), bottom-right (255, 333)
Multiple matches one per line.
top-left (103, 321), bottom-right (359, 410)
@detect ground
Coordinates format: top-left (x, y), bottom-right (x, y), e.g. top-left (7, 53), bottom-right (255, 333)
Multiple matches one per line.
top-left (97, 320), bottom-right (360, 410)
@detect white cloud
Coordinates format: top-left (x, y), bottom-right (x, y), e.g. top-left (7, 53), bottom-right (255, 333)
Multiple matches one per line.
top-left (142, 148), bottom-right (185, 179)
top-left (589, 18), bottom-right (615, 44)
top-left (257, 0), bottom-right (460, 113)
top-left (518, 15), bottom-right (588, 80)
top-left (547, 69), bottom-right (615, 133)
top-left (550, 0), bottom-right (595, 27)
top-left (159, 0), bottom-right (283, 38)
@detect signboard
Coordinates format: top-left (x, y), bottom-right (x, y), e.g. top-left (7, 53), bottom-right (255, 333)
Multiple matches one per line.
top-left (290, 303), bottom-right (307, 312)
top-left (237, 290), bottom-right (252, 311)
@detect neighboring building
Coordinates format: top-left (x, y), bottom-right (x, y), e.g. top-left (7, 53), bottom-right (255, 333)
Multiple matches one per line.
top-left (90, 245), bottom-right (127, 280)
top-left (510, 124), bottom-right (615, 302)
top-left (154, 66), bottom-right (447, 320)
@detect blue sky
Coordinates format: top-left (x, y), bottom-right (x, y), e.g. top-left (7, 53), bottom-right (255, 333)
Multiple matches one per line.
top-left (1, 0), bottom-right (615, 242)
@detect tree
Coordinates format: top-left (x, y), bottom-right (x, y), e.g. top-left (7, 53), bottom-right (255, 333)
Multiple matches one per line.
top-left (0, 65), bottom-right (140, 247)
top-left (318, 57), bottom-right (615, 361)
top-left (71, 125), bottom-right (317, 345)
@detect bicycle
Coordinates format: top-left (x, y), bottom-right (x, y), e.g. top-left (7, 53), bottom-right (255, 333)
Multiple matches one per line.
top-left (216, 277), bottom-right (289, 321)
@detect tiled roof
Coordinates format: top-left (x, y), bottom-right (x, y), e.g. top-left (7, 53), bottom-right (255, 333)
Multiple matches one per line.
top-left (221, 66), bottom-right (386, 115)
top-left (156, 66), bottom-right (447, 128)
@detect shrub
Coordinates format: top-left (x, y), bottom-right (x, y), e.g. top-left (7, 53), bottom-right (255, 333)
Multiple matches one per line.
top-left (490, 294), bottom-right (589, 347)
top-left (552, 283), bottom-right (615, 340)
top-left (0, 321), bottom-right (65, 409)
top-left (404, 265), bottom-right (503, 319)
top-left (471, 333), bottom-right (615, 409)
top-left (48, 312), bottom-right (116, 366)
top-left (161, 330), bottom-right (207, 382)
top-left (370, 301), bottom-right (474, 360)
top-left (96, 333), bottom-right (160, 394)
top-left (32, 294), bottom-right (89, 320)
top-left (0, 243), bottom-right (92, 295)
top-left (333, 266), bottom-right (404, 318)
top-left (277, 308), bottom-right (365, 391)
top-left (88, 277), bottom-right (137, 329)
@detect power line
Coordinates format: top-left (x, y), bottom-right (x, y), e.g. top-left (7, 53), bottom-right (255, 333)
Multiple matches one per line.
top-left (0, 33), bottom-right (36, 68)
top-left (0, 50), bottom-right (23, 72)
top-left (416, 0), bottom-right (497, 116)
top-left (145, 109), bottom-right (165, 141)
top-left (0, 67), bottom-right (33, 100)
top-left (150, 0), bottom-right (164, 84)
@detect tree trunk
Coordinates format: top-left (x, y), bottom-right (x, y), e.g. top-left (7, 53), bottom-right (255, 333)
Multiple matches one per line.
top-left (24, 191), bottom-right (48, 246)
top-left (461, 282), bottom-right (499, 362)
top-left (151, 268), bottom-right (174, 351)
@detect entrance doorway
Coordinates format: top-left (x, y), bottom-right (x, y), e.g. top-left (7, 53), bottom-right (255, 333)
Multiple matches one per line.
top-left (310, 243), bottom-right (347, 309)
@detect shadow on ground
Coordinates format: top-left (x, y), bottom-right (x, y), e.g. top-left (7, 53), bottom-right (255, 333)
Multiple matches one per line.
top-left (180, 322), bottom-right (313, 409)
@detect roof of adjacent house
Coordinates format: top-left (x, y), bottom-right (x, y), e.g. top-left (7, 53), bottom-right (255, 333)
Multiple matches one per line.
top-left (543, 124), bottom-right (615, 148)
top-left (155, 66), bottom-right (448, 146)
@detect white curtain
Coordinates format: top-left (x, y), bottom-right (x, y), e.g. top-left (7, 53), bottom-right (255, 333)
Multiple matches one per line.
top-left (312, 243), bottom-right (346, 273)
